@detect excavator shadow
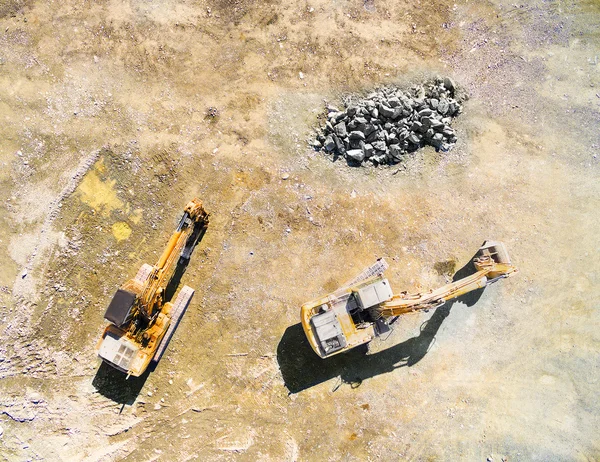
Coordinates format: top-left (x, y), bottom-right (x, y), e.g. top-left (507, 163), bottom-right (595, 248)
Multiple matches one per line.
top-left (92, 362), bottom-right (150, 406)
top-left (165, 226), bottom-right (208, 302)
top-left (277, 257), bottom-right (485, 394)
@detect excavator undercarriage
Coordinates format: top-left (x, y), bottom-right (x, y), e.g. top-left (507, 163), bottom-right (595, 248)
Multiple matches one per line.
top-left (301, 241), bottom-right (517, 359)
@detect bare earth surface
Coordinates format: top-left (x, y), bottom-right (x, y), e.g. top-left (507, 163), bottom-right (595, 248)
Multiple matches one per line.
top-left (0, 0), bottom-right (599, 460)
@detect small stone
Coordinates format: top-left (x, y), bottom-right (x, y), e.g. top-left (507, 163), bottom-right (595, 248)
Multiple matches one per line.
top-left (312, 139), bottom-right (322, 149)
top-left (379, 105), bottom-right (395, 118)
top-left (362, 143), bottom-right (374, 158)
top-left (366, 130), bottom-right (378, 143)
top-left (346, 106), bottom-right (357, 117)
top-left (349, 138), bottom-right (362, 149)
top-left (443, 77), bottom-right (456, 93)
top-left (431, 119), bottom-right (445, 131)
top-left (324, 136), bottom-right (335, 152)
top-left (437, 99), bottom-right (449, 115)
top-left (389, 145), bottom-right (403, 159)
top-left (411, 121), bottom-right (423, 132)
top-left (349, 131), bottom-right (366, 141)
top-left (299, 71), bottom-right (304, 79)
top-left (387, 97), bottom-right (400, 107)
top-left (346, 149), bottom-right (365, 162)
top-left (0, 426), bottom-right (3, 437)
top-left (431, 133), bottom-right (444, 148)
top-left (418, 108), bottom-right (433, 117)
top-left (147, 391), bottom-right (153, 397)
top-left (408, 133), bottom-right (421, 144)
top-left (373, 140), bottom-right (387, 151)
top-left (442, 127), bottom-right (455, 137)
top-left (332, 134), bottom-right (345, 153)
top-left (21, 270), bottom-right (27, 279)
top-left (334, 122), bottom-right (347, 138)
top-left (364, 124), bottom-right (377, 136)
top-left (281, 173), bottom-right (290, 180)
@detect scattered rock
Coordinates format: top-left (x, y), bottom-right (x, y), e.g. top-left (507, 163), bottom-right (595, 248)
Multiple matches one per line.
top-left (313, 77), bottom-right (464, 166)
top-left (346, 149), bottom-right (365, 162)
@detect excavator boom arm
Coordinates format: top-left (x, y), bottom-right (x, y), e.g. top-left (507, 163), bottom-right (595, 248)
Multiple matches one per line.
top-left (138, 200), bottom-right (209, 317)
top-left (377, 243), bottom-right (517, 318)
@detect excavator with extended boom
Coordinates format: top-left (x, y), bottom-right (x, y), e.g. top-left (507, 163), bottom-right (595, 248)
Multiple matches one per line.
top-left (96, 198), bottom-right (209, 377)
top-left (301, 240), bottom-right (517, 358)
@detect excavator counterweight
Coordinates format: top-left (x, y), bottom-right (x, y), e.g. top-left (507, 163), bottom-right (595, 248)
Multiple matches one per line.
top-left (96, 198), bottom-right (209, 377)
top-left (301, 241), bottom-right (517, 359)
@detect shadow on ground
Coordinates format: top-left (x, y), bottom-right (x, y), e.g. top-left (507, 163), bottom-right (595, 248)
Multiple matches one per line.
top-left (92, 362), bottom-right (150, 406)
top-left (277, 255), bottom-right (485, 393)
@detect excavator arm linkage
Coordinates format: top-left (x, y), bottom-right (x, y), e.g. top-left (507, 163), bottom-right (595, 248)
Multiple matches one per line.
top-left (377, 241), bottom-right (517, 317)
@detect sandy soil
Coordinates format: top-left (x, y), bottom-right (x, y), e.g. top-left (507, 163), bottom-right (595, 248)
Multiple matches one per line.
top-left (0, 0), bottom-right (599, 460)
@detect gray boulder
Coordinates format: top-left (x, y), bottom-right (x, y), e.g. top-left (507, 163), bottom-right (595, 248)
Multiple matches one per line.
top-left (346, 149), bottom-right (365, 162)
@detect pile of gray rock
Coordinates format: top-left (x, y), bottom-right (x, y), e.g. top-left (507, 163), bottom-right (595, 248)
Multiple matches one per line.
top-left (313, 77), bottom-right (463, 166)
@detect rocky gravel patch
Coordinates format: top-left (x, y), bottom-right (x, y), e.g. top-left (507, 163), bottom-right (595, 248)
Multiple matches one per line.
top-left (313, 77), bottom-right (465, 166)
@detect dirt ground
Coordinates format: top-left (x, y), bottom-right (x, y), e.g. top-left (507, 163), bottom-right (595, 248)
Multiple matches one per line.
top-left (0, 0), bottom-right (599, 460)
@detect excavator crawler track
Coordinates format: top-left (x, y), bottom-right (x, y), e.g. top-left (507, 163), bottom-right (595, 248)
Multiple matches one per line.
top-left (152, 285), bottom-right (195, 365)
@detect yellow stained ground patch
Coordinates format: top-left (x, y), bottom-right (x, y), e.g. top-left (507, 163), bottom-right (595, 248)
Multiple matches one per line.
top-left (76, 168), bottom-right (123, 215)
top-left (112, 221), bottom-right (132, 241)
top-left (130, 208), bottom-right (143, 224)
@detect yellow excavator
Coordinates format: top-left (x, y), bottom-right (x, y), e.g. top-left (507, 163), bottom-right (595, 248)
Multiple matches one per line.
top-left (96, 198), bottom-right (209, 377)
top-left (301, 241), bottom-right (517, 359)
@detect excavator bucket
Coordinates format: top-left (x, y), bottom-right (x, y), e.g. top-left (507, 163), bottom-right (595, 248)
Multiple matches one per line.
top-left (477, 240), bottom-right (512, 265)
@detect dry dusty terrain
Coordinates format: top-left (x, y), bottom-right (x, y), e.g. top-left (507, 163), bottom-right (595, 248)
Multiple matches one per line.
top-left (0, 0), bottom-right (599, 460)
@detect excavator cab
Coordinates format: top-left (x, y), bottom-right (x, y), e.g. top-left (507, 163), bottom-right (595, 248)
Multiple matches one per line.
top-left (103, 289), bottom-right (137, 328)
